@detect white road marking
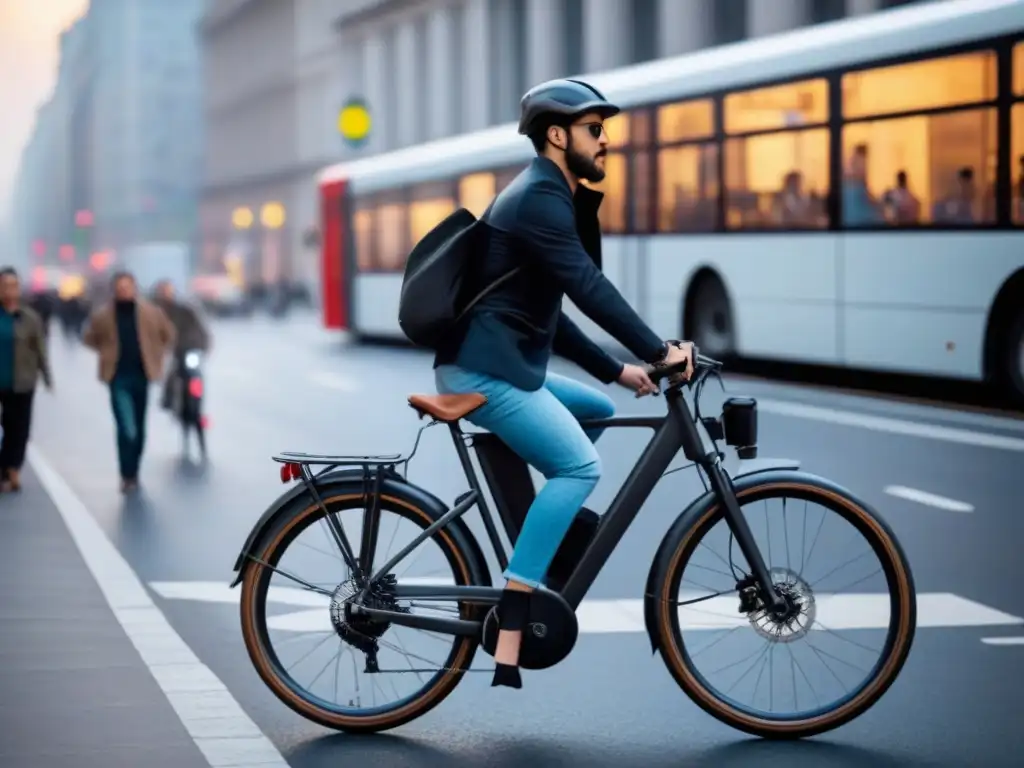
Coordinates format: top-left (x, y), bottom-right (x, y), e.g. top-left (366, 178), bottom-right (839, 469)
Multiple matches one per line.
top-left (308, 371), bottom-right (360, 392)
top-left (884, 485), bottom-right (975, 513)
top-left (980, 636), bottom-right (1024, 646)
top-left (757, 399), bottom-right (1024, 452)
top-left (149, 581), bottom-right (1024, 635)
top-left (28, 449), bottom-right (289, 768)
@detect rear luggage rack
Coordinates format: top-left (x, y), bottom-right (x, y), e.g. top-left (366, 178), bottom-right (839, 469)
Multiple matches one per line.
top-left (273, 451), bottom-right (404, 466)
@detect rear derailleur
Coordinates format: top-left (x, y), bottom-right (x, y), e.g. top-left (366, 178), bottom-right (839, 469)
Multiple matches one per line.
top-left (329, 573), bottom-right (409, 673)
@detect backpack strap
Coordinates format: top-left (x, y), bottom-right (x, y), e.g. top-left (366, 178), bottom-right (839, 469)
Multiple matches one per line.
top-left (454, 266), bottom-right (522, 323)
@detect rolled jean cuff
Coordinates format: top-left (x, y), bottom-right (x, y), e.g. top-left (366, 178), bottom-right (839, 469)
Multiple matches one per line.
top-left (501, 568), bottom-right (545, 590)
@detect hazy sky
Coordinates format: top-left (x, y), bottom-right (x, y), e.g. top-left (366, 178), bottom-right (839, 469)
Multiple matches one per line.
top-left (0, 0), bottom-right (89, 222)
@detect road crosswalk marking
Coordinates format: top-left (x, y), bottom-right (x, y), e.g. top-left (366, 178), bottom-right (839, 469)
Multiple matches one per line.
top-left (150, 580), bottom-right (1024, 635)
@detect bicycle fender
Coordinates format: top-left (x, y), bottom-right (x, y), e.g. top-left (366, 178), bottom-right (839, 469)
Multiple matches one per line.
top-left (642, 462), bottom-right (801, 656)
top-left (228, 468), bottom-right (492, 590)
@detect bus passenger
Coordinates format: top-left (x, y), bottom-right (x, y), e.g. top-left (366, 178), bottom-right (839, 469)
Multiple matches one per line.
top-left (842, 144), bottom-right (884, 226)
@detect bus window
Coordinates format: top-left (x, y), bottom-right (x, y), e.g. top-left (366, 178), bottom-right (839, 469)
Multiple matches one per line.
top-left (630, 108), bottom-right (654, 148)
top-left (1015, 43), bottom-right (1024, 97)
top-left (724, 128), bottom-right (829, 229)
top-left (657, 99), bottom-right (714, 144)
top-left (375, 203), bottom-right (408, 271)
top-left (631, 150), bottom-right (655, 232)
top-left (458, 173), bottom-right (496, 217)
top-left (1013, 103), bottom-right (1024, 224)
top-left (842, 51), bottom-right (996, 120)
top-left (584, 152), bottom-right (627, 233)
top-left (353, 204), bottom-right (375, 271)
top-left (409, 181), bottom-right (455, 246)
top-left (724, 80), bottom-right (827, 135)
top-left (409, 198), bottom-right (456, 245)
top-left (496, 166), bottom-right (524, 192)
top-left (657, 143), bottom-right (719, 232)
top-left (842, 108), bottom-right (997, 227)
top-left (603, 112), bottom-right (631, 149)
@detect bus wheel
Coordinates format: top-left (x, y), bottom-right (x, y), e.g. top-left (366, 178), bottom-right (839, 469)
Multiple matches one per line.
top-left (1005, 311), bottom-right (1024, 405)
top-left (685, 274), bottom-right (734, 359)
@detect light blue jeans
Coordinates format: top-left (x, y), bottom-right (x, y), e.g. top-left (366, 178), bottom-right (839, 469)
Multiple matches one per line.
top-left (435, 365), bottom-right (615, 588)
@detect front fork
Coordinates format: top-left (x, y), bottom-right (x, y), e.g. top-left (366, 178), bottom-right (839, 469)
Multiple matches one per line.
top-left (704, 457), bottom-right (787, 612)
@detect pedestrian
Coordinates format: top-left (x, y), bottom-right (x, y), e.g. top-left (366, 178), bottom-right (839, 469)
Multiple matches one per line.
top-left (82, 271), bottom-right (175, 493)
top-left (0, 267), bottom-right (52, 492)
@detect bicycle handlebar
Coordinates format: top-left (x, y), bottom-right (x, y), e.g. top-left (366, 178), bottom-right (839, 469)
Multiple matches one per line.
top-left (646, 344), bottom-right (723, 388)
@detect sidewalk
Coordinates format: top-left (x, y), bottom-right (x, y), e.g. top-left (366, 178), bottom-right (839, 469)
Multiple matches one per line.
top-left (0, 467), bottom-right (210, 768)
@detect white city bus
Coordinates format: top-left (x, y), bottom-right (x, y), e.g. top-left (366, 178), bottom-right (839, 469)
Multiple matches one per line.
top-left (317, 0), bottom-right (1024, 402)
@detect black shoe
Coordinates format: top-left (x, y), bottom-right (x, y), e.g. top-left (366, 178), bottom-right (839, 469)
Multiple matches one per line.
top-left (490, 590), bottom-right (530, 689)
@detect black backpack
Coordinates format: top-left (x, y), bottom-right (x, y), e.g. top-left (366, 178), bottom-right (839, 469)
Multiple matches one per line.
top-left (398, 206), bottom-right (520, 349)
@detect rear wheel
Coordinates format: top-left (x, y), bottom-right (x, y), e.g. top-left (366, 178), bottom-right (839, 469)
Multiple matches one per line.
top-left (239, 492), bottom-right (481, 733)
top-left (652, 478), bottom-right (916, 739)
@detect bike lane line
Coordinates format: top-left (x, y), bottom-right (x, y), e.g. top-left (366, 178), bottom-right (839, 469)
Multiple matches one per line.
top-left (27, 446), bottom-right (290, 768)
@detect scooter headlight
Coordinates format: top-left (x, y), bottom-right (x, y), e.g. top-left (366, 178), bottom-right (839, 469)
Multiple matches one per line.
top-left (184, 351), bottom-right (201, 370)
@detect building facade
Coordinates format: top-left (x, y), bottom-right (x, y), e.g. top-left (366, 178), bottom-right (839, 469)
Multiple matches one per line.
top-left (9, 0), bottom-right (204, 273)
top-left (199, 0), bottom-right (925, 301)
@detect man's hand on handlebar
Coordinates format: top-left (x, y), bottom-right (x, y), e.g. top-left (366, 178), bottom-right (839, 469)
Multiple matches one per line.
top-left (658, 340), bottom-right (695, 385)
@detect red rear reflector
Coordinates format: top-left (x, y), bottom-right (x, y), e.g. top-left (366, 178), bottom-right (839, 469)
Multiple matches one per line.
top-left (188, 378), bottom-right (203, 398)
top-left (199, 415), bottom-right (210, 429)
top-left (279, 462), bottom-right (301, 483)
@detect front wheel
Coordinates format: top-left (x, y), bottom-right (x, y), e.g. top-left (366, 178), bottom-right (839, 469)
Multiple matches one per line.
top-left (651, 474), bottom-right (916, 739)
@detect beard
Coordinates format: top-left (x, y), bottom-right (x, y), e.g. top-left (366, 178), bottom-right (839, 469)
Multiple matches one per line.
top-left (565, 132), bottom-right (606, 183)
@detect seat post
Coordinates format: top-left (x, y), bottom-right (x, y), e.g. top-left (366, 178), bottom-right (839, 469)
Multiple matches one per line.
top-left (448, 421), bottom-right (510, 571)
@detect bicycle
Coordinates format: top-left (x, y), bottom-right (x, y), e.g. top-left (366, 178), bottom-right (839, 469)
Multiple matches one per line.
top-left (229, 351), bottom-right (917, 739)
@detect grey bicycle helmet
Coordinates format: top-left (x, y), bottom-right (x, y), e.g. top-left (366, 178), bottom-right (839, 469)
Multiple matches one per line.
top-left (517, 78), bottom-right (621, 136)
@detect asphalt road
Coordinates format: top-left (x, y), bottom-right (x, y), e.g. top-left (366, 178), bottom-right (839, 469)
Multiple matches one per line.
top-left (22, 314), bottom-right (1024, 767)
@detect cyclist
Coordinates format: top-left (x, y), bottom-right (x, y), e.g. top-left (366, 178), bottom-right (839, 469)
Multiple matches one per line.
top-left (433, 78), bottom-right (694, 690)
top-left (152, 280), bottom-right (211, 413)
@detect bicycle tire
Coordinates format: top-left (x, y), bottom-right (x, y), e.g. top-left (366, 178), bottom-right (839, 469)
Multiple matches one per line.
top-left (651, 474), bottom-right (917, 739)
top-left (239, 491), bottom-right (481, 733)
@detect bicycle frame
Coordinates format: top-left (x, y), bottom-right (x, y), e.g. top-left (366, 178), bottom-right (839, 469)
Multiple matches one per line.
top-left (352, 382), bottom-right (785, 636)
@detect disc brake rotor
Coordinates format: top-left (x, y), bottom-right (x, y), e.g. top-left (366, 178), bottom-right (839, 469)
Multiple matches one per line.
top-left (748, 567), bottom-right (816, 643)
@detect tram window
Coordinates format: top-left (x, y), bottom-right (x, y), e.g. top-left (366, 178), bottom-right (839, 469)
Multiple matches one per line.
top-left (584, 152), bottom-right (627, 233)
top-left (353, 205), bottom-right (375, 271)
top-left (723, 128), bottom-right (829, 230)
top-left (458, 172), bottom-right (496, 217)
top-left (1015, 43), bottom-right (1024, 97)
top-left (843, 51), bottom-right (996, 120)
top-left (657, 143), bottom-right (719, 233)
top-left (631, 150), bottom-right (655, 232)
top-left (842, 108), bottom-right (996, 227)
top-left (657, 99), bottom-right (714, 144)
top-left (374, 203), bottom-right (408, 271)
top-left (724, 80), bottom-right (827, 135)
top-left (1012, 103), bottom-right (1024, 224)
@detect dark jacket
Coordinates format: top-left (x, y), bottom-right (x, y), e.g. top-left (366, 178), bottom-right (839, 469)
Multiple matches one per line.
top-left (435, 156), bottom-right (665, 391)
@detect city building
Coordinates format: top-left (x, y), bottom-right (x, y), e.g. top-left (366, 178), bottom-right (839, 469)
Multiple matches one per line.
top-left (199, 0), bottom-right (927, 302)
top-left (9, 0), bottom-right (205, 272)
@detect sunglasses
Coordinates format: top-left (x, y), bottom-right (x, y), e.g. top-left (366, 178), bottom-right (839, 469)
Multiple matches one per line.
top-left (576, 122), bottom-right (606, 139)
